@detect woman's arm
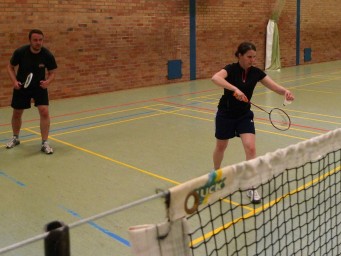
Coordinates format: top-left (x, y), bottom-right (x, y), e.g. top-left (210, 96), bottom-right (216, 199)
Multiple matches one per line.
top-left (260, 75), bottom-right (295, 101)
top-left (212, 69), bottom-right (248, 101)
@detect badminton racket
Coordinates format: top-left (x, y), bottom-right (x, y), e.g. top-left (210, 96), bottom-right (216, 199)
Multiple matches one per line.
top-left (21, 73), bottom-right (33, 88)
top-left (234, 92), bottom-right (291, 131)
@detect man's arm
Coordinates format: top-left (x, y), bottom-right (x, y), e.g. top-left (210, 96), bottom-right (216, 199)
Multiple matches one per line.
top-left (7, 63), bottom-right (21, 90)
top-left (40, 69), bottom-right (56, 89)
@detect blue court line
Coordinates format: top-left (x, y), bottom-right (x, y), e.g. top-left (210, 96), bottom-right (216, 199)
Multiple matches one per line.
top-left (0, 171), bottom-right (26, 187)
top-left (48, 102), bottom-right (198, 133)
top-left (61, 206), bottom-right (131, 247)
top-left (0, 101), bottom-right (203, 143)
top-left (49, 108), bottom-right (160, 133)
top-left (0, 109), bottom-right (156, 143)
top-left (53, 101), bottom-right (201, 132)
top-left (0, 104), bottom-right (184, 143)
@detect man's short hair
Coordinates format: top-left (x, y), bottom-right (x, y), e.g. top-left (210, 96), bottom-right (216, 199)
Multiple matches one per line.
top-left (29, 29), bottom-right (44, 40)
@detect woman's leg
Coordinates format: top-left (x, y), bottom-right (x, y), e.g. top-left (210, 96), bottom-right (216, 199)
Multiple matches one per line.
top-left (239, 133), bottom-right (256, 160)
top-left (213, 139), bottom-right (229, 170)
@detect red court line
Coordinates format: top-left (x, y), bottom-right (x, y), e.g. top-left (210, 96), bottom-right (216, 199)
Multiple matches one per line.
top-left (265, 66), bottom-right (341, 80)
top-left (2, 65), bottom-right (339, 128)
top-left (0, 88), bottom-right (219, 127)
top-left (0, 93), bottom-right (331, 134)
top-left (154, 99), bottom-right (331, 133)
top-left (153, 99), bottom-right (216, 113)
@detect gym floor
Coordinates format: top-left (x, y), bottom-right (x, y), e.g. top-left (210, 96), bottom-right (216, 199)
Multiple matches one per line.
top-left (0, 60), bottom-right (340, 255)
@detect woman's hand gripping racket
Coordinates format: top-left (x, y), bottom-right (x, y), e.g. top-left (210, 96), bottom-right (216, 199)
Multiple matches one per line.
top-left (233, 92), bottom-right (291, 131)
top-left (21, 73), bottom-right (33, 88)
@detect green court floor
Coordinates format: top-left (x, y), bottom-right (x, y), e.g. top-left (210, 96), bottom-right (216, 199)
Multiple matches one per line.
top-left (0, 60), bottom-right (340, 255)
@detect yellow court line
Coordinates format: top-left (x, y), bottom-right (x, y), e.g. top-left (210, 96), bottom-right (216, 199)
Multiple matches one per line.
top-left (256, 129), bottom-right (308, 140)
top-left (189, 76), bottom-right (341, 101)
top-left (143, 104), bottom-right (214, 116)
top-left (42, 103), bottom-right (173, 129)
top-left (189, 75), bottom-right (341, 100)
top-left (19, 104), bottom-right (308, 143)
top-left (19, 111), bottom-right (169, 143)
top-left (221, 198), bottom-right (255, 211)
top-left (196, 74), bottom-right (341, 100)
top-left (26, 111), bottom-right (169, 138)
top-left (0, 103), bottom-right (172, 134)
top-left (186, 97), bottom-right (341, 122)
top-left (290, 115), bottom-right (341, 125)
top-left (21, 107), bottom-right (252, 212)
top-left (273, 108), bottom-right (341, 119)
top-left (190, 164), bottom-right (341, 246)
top-left (50, 105), bottom-right (162, 125)
top-left (19, 107), bottom-right (309, 213)
top-left (147, 106), bottom-right (315, 139)
top-left (157, 102), bottom-right (341, 130)
top-left (18, 105), bottom-right (312, 190)
top-left (295, 88), bottom-right (341, 94)
top-left (145, 107), bottom-right (214, 122)
top-left (151, 103), bottom-right (324, 137)
top-left (261, 77), bottom-right (341, 92)
top-left (15, 102), bottom-right (208, 133)
top-left (25, 128), bottom-right (181, 185)
top-left (24, 126), bottom-right (252, 213)
top-left (19, 105), bottom-right (326, 223)
top-left (16, 105), bottom-right (314, 219)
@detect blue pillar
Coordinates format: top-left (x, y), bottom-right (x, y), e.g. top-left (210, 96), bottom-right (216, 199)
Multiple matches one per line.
top-left (296, 0), bottom-right (301, 65)
top-left (189, 0), bottom-right (196, 80)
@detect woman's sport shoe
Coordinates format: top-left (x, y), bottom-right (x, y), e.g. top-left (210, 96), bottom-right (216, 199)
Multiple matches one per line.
top-left (5, 137), bottom-right (20, 148)
top-left (41, 142), bottom-right (53, 154)
top-left (247, 189), bottom-right (262, 204)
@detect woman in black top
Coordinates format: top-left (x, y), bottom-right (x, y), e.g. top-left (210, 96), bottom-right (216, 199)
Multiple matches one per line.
top-left (211, 42), bottom-right (294, 203)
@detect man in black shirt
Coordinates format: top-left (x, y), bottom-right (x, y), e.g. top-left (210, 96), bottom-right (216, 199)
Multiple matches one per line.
top-left (6, 29), bottom-right (57, 154)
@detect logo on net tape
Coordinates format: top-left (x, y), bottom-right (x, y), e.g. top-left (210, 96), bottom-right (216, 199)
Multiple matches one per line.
top-left (184, 170), bottom-right (226, 214)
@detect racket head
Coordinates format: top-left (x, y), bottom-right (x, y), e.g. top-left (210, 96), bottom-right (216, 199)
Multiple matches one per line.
top-left (269, 108), bottom-right (291, 131)
top-left (23, 73), bottom-right (33, 88)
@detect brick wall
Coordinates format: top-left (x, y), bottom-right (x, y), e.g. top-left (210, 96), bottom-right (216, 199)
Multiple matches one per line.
top-left (0, 0), bottom-right (340, 107)
top-left (299, 0), bottom-right (341, 63)
top-left (196, 0), bottom-right (341, 77)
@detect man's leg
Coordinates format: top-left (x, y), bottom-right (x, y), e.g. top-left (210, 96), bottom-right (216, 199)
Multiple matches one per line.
top-left (38, 105), bottom-right (53, 154)
top-left (38, 105), bottom-right (50, 141)
top-left (6, 109), bottom-right (24, 148)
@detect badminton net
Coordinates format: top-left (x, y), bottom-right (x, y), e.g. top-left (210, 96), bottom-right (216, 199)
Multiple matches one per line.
top-left (153, 128), bottom-right (341, 256)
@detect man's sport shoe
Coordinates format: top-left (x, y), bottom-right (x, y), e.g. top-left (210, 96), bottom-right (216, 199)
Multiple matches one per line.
top-left (6, 137), bottom-right (20, 149)
top-left (41, 141), bottom-right (53, 154)
top-left (247, 189), bottom-right (261, 204)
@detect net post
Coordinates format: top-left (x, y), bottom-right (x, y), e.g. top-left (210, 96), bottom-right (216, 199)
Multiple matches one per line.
top-left (44, 221), bottom-right (70, 256)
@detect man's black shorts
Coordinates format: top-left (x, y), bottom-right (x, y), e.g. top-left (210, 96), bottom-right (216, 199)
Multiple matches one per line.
top-left (11, 87), bottom-right (49, 109)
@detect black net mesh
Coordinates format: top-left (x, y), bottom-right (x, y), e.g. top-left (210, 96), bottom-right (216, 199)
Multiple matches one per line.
top-left (187, 149), bottom-right (341, 256)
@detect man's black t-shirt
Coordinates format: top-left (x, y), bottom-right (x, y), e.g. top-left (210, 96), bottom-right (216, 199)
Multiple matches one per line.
top-left (10, 45), bottom-right (57, 89)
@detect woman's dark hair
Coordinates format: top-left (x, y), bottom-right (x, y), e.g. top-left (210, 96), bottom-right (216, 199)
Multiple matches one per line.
top-left (29, 29), bottom-right (44, 40)
top-left (235, 42), bottom-right (256, 57)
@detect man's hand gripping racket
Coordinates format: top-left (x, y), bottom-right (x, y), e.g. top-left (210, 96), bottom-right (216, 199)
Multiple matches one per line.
top-left (233, 92), bottom-right (291, 131)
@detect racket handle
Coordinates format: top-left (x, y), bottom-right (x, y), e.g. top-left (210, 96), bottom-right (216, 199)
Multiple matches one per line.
top-left (233, 92), bottom-right (248, 102)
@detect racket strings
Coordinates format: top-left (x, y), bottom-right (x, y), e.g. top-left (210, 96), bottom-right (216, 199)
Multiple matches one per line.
top-left (23, 73), bottom-right (33, 88)
top-left (269, 108), bottom-right (291, 130)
